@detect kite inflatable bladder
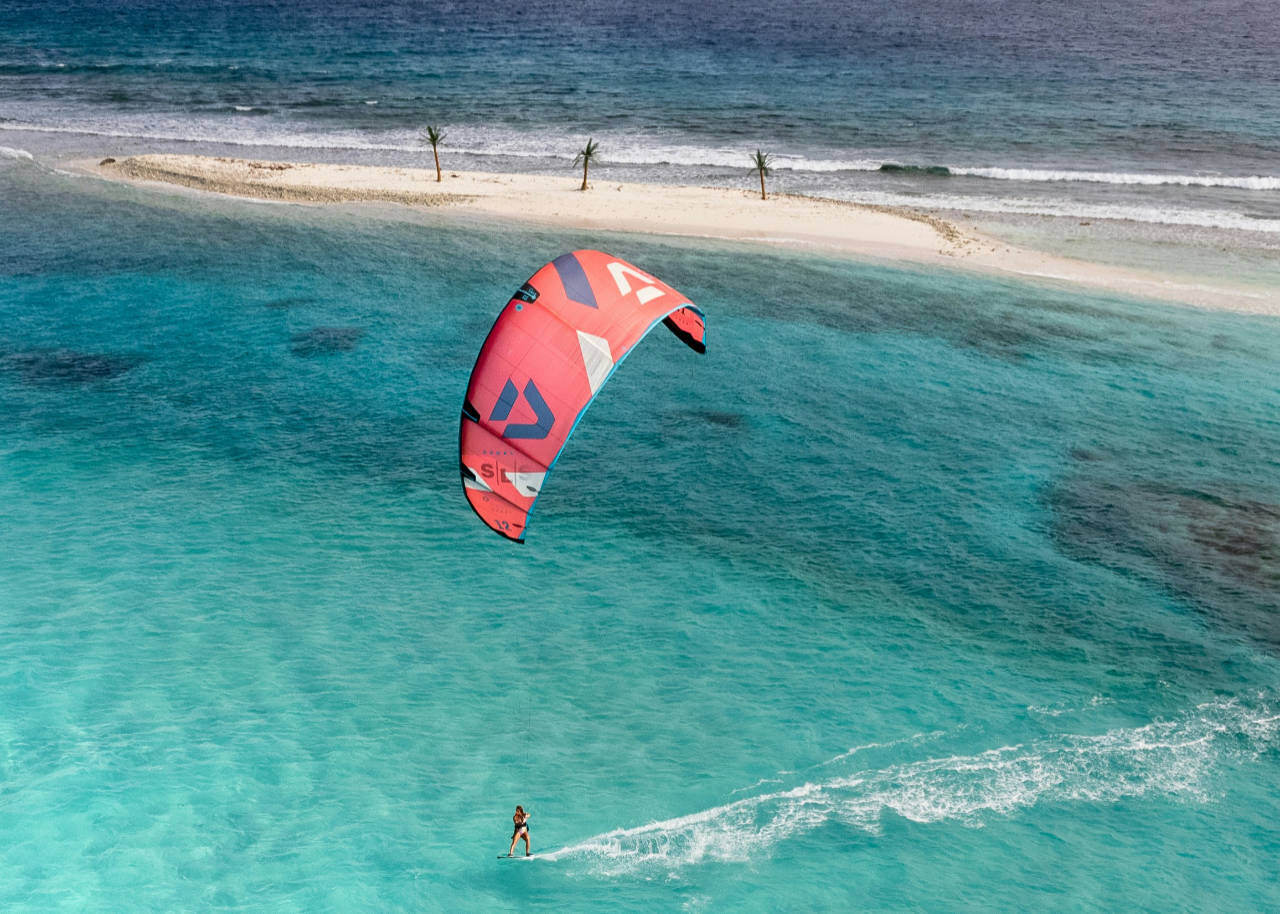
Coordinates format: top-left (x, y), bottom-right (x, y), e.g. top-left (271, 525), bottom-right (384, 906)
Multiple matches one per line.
top-left (459, 250), bottom-right (707, 542)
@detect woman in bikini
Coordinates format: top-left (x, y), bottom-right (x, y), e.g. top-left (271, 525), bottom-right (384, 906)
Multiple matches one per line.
top-left (507, 805), bottom-right (531, 857)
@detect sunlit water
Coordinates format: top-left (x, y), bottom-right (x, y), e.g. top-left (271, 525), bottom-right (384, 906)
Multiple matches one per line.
top-left (1, 154), bottom-right (1278, 910)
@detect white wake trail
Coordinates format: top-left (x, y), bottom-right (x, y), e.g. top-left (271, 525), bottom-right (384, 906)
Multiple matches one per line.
top-left (541, 698), bottom-right (1277, 877)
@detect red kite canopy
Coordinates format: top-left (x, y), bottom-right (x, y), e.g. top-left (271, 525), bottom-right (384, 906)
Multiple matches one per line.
top-left (459, 250), bottom-right (707, 542)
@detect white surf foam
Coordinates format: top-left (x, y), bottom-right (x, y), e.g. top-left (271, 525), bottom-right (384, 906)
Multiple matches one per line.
top-left (0, 116), bottom-right (874, 170)
top-left (5, 106), bottom-right (1280, 191)
top-left (0, 145), bottom-right (35, 160)
top-left (541, 698), bottom-right (1277, 877)
top-left (844, 189), bottom-right (1280, 234)
top-left (814, 729), bottom-right (948, 768)
top-left (1028, 695), bottom-right (1115, 717)
top-left (950, 166), bottom-right (1280, 191)
top-left (5, 115), bottom-right (1276, 231)
top-left (0, 118), bottom-right (429, 153)
top-left (417, 126), bottom-right (883, 171)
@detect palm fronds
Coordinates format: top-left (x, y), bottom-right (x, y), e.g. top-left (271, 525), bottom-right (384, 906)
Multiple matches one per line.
top-left (573, 138), bottom-right (600, 191)
top-left (751, 149), bottom-right (773, 200)
top-left (421, 125), bottom-right (447, 182)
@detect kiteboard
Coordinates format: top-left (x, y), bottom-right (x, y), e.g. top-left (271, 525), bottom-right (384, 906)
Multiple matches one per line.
top-left (497, 854), bottom-right (537, 860)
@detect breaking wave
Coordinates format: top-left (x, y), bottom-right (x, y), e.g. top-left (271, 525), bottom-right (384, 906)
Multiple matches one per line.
top-left (844, 189), bottom-right (1280, 233)
top-left (541, 698), bottom-right (1277, 877)
top-left (4, 115), bottom-right (1279, 191)
top-left (5, 113), bottom-right (1278, 232)
top-left (950, 166), bottom-right (1280, 190)
top-left (880, 163), bottom-right (1280, 190)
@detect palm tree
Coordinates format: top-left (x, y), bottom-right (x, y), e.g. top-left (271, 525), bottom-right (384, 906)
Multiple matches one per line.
top-left (751, 149), bottom-right (773, 200)
top-left (573, 138), bottom-right (600, 191)
top-left (421, 125), bottom-right (446, 182)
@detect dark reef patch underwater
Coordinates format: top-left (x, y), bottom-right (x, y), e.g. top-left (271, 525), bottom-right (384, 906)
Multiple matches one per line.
top-left (1, 347), bottom-right (142, 385)
top-left (264, 295), bottom-right (319, 311)
top-left (289, 326), bottom-right (364, 356)
top-left (1049, 467), bottom-right (1280, 650)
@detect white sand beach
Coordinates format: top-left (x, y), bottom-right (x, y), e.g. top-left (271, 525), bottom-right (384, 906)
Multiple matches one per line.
top-left (92, 154), bottom-right (1279, 316)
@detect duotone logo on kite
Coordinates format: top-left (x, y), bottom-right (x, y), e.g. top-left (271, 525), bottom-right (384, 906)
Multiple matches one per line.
top-left (489, 378), bottom-right (555, 440)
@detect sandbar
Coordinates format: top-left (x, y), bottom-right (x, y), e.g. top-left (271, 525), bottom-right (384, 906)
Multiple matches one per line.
top-left (90, 154), bottom-right (1279, 316)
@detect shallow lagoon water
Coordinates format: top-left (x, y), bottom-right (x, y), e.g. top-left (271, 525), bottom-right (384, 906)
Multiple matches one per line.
top-left (1, 158), bottom-right (1278, 911)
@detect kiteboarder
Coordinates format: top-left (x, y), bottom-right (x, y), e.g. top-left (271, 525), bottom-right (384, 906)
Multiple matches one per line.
top-left (507, 805), bottom-right (531, 857)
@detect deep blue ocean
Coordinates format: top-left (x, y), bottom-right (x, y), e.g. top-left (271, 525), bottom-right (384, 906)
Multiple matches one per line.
top-left (2, 3), bottom-right (1279, 911)
top-left (3, 0), bottom-right (1280, 237)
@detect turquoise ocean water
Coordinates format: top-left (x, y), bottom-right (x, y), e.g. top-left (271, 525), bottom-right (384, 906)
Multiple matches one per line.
top-left (1, 150), bottom-right (1278, 910)
top-left (3, 1), bottom-right (1280, 907)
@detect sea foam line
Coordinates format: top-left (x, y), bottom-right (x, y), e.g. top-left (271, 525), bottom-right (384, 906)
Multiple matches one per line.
top-left (0, 118), bottom-right (881, 171)
top-left (7, 117), bottom-right (1277, 190)
top-left (540, 698), bottom-right (1277, 877)
top-left (949, 166), bottom-right (1280, 191)
top-left (844, 189), bottom-right (1280, 233)
top-left (5, 120), bottom-right (1277, 231)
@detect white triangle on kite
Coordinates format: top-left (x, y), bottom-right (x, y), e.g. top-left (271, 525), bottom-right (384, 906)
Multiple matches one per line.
top-left (577, 330), bottom-right (614, 395)
top-left (463, 464), bottom-right (492, 491)
top-left (505, 470), bottom-right (546, 498)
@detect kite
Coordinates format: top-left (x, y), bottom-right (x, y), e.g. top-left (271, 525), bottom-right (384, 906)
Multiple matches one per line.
top-left (459, 250), bottom-right (706, 542)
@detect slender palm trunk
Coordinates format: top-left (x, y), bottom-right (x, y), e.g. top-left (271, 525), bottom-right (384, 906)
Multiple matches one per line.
top-left (433, 146), bottom-right (441, 182)
top-left (580, 160), bottom-right (589, 191)
top-left (759, 168), bottom-right (766, 200)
